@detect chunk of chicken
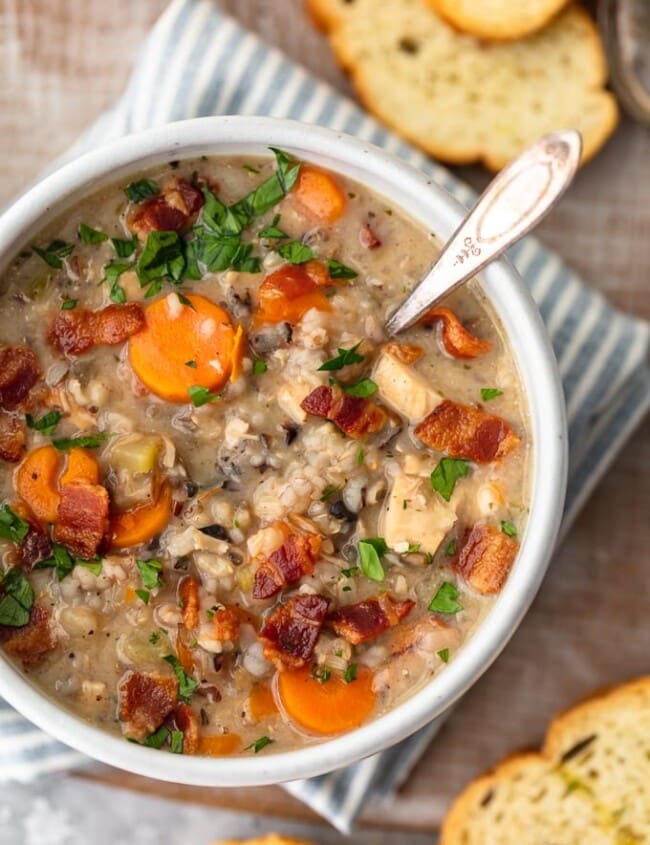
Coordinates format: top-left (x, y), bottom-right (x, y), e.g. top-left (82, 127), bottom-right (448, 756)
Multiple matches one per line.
top-left (372, 346), bottom-right (442, 422)
top-left (379, 472), bottom-right (456, 554)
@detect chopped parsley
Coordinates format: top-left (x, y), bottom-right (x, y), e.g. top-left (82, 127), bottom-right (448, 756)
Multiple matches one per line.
top-left (0, 505), bottom-right (30, 544)
top-left (26, 410), bottom-right (61, 436)
top-left (176, 292), bottom-right (195, 309)
top-left (52, 433), bottom-right (111, 450)
top-left (259, 214), bottom-right (288, 240)
top-left (252, 358), bottom-right (268, 375)
top-left (185, 360), bottom-right (197, 368)
top-left (481, 387), bottom-right (503, 402)
top-left (134, 589), bottom-right (150, 605)
top-left (36, 544), bottom-right (101, 581)
top-left (501, 520), bottom-right (518, 537)
top-left (326, 258), bottom-right (357, 280)
top-left (405, 543), bottom-right (421, 553)
top-left (136, 230), bottom-right (186, 297)
top-left (437, 648), bottom-right (450, 663)
top-left (143, 726), bottom-right (169, 749)
top-left (356, 446), bottom-right (365, 466)
top-left (163, 654), bottom-right (199, 702)
top-left (430, 457), bottom-right (469, 502)
top-left (170, 730), bottom-right (184, 754)
top-left (277, 241), bottom-right (315, 264)
top-left (111, 236), bottom-right (138, 258)
top-left (33, 239), bottom-right (74, 269)
top-left (320, 484), bottom-right (342, 502)
top-left (311, 666), bottom-right (331, 683)
top-left (341, 378), bottom-right (377, 398)
top-left (318, 342), bottom-right (365, 372)
top-left (358, 537), bottom-right (388, 582)
top-left (341, 566), bottom-right (359, 578)
top-left (0, 568), bottom-right (34, 627)
top-left (149, 631), bottom-right (161, 646)
top-left (124, 179), bottom-right (159, 203)
top-left (136, 559), bottom-right (163, 590)
top-left (79, 223), bottom-right (108, 245)
top-left (104, 260), bottom-right (131, 304)
top-left (246, 735), bottom-right (273, 754)
top-left (188, 385), bottom-right (220, 407)
top-left (428, 582), bottom-right (463, 614)
top-left (343, 664), bottom-right (358, 683)
top-left (61, 299), bottom-right (78, 310)
top-left (445, 539), bottom-right (457, 557)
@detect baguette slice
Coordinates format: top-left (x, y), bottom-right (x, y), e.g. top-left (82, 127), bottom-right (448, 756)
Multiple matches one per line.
top-left (308, 0), bottom-right (618, 170)
top-left (424, 0), bottom-right (572, 41)
top-left (441, 677), bottom-right (650, 844)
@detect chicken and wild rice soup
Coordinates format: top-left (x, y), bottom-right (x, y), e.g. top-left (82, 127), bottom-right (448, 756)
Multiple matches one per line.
top-left (0, 150), bottom-right (529, 755)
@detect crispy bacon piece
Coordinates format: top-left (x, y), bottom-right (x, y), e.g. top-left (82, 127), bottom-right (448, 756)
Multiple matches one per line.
top-left (127, 177), bottom-right (204, 239)
top-left (49, 303), bottom-right (145, 356)
top-left (420, 307), bottom-right (491, 359)
top-left (390, 615), bottom-right (451, 658)
top-left (326, 594), bottom-right (415, 645)
top-left (0, 605), bottom-right (55, 666)
top-left (258, 594), bottom-right (329, 670)
top-left (300, 385), bottom-right (386, 439)
top-left (54, 481), bottom-right (109, 559)
top-left (19, 525), bottom-right (52, 570)
top-left (414, 399), bottom-right (519, 463)
top-left (359, 221), bottom-right (381, 249)
top-left (383, 342), bottom-right (423, 365)
top-left (455, 523), bottom-right (519, 594)
top-left (0, 346), bottom-right (41, 409)
top-left (179, 576), bottom-right (200, 629)
top-left (253, 533), bottom-right (322, 600)
top-left (118, 670), bottom-right (178, 741)
top-left (169, 702), bottom-right (200, 755)
top-left (213, 607), bottom-right (241, 642)
top-left (0, 410), bottom-right (25, 463)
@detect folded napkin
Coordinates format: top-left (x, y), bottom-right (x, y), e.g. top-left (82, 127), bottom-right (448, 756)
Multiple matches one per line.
top-left (1, 0), bottom-right (648, 834)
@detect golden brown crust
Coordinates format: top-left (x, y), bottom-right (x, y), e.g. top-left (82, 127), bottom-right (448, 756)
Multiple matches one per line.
top-left (424, 0), bottom-right (571, 42)
top-left (216, 837), bottom-right (315, 845)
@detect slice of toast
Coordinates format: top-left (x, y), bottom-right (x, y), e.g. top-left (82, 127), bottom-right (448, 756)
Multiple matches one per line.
top-left (307, 0), bottom-right (618, 170)
top-left (424, 0), bottom-right (572, 41)
top-left (441, 677), bottom-right (650, 844)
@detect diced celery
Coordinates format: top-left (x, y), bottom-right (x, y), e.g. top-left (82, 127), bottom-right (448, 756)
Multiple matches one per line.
top-left (110, 435), bottom-right (161, 475)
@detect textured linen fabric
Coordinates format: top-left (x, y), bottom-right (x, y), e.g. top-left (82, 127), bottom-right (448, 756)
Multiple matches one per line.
top-left (0, 0), bottom-right (648, 833)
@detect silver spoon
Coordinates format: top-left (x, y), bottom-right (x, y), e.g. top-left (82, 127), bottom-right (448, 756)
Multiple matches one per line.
top-left (385, 129), bottom-right (582, 336)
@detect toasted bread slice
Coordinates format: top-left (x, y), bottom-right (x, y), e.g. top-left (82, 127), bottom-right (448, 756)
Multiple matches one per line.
top-left (308, 0), bottom-right (618, 170)
top-left (424, 0), bottom-right (571, 41)
top-left (441, 677), bottom-right (650, 844)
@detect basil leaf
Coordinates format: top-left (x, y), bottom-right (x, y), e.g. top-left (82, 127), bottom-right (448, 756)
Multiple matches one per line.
top-left (201, 186), bottom-right (243, 236)
top-left (33, 239), bottom-right (74, 269)
top-left (318, 342), bottom-right (365, 372)
top-left (0, 567), bottom-right (34, 626)
top-left (61, 299), bottom-right (78, 310)
top-left (26, 410), bottom-right (61, 436)
top-left (259, 215), bottom-right (289, 240)
top-left (104, 260), bottom-right (131, 304)
top-left (136, 231), bottom-right (186, 287)
top-left (246, 735), bottom-right (273, 753)
top-left (341, 378), bottom-right (377, 398)
top-left (228, 148), bottom-right (300, 230)
top-left (124, 179), bottom-right (159, 203)
top-left (326, 259), bottom-right (357, 280)
top-left (47, 544), bottom-right (74, 581)
top-left (437, 648), bottom-right (450, 663)
top-left (430, 458), bottom-right (469, 502)
top-left (112, 236), bottom-right (138, 258)
top-left (52, 433), bottom-right (111, 450)
top-left (188, 385), bottom-right (220, 407)
top-left (481, 388), bottom-right (503, 402)
top-left (277, 241), bottom-right (314, 265)
top-left (170, 730), bottom-right (184, 754)
top-left (143, 726), bottom-right (169, 749)
top-left (79, 223), bottom-right (108, 245)
top-left (135, 589), bottom-right (150, 604)
top-left (428, 582), bottom-right (463, 614)
top-left (343, 663), bottom-right (357, 683)
top-left (252, 359), bottom-right (267, 375)
top-left (358, 538), bottom-right (387, 581)
top-left (0, 595), bottom-right (30, 627)
top-left (0, 505), bottom-right (30, 544)
top-left (163, 654), bottom-right (199, 702)
top-left (176, 293), bottom-right (195, 310)
top-left (77, 559), bottom-right (103, 577)
top-left (501, 520), bottom-right (518, 537)
top-left (136, 558), bottom-right (163, 590)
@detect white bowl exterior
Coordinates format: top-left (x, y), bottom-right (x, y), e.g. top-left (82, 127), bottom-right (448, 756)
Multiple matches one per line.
top-left (0, 117), bottom-right (567, 786)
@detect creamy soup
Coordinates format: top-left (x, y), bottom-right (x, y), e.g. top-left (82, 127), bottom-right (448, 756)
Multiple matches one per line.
top-left (0, 151), bottom-right (529, 755)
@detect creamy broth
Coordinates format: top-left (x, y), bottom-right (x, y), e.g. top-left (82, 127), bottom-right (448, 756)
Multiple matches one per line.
top-left (0, 152), bottom-right (529, 754)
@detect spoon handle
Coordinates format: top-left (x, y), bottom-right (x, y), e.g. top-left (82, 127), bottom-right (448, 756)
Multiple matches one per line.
top-left (385, 129), bottom-right (582, 336)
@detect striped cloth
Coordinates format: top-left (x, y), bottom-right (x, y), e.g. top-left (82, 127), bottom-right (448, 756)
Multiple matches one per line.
top-left (1, 0), bottom-right (648, 833)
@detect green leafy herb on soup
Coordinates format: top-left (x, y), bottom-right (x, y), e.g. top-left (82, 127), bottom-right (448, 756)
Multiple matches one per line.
top-left (0, 150), bottom-right (529, 754)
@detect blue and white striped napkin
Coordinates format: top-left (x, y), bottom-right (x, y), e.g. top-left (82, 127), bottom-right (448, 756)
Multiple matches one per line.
top-left (1, 0), bottom-right (648, 833)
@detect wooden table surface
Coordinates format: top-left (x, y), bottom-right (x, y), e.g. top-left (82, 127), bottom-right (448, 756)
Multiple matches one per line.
top-left (2, 0), bottom-right (649, 835)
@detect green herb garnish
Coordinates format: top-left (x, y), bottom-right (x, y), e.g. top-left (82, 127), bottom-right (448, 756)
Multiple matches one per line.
top-left (0, 505), bottom-right (30, 544)
top-left (112, 236), bottom-right (138, 258)
top-left (501, 520), bottom-right (518, 537)
top-left (437, 648), bottom-right (450, 663)
top-left (259, 214), bottom-right (288, 240)
top-left (136, 559), bottom-right (163, 590)
top-left (252, 359), bottom-right (268, 375)
top-left (358, 537), bottom-right (388, 582)
top-left (320, 484), bottom-right (342, 502)
top-left (430, 457), bottom-right (469, 502)
top-left (149, 631), bottom-right (161, 646)
top-left (318, 342), bottom-right (364, 372)
top-left (188, 385), bottom-right (220, 407)
top-left (143, 726), bottom-right (169, 749)
top-left (277, 241), bottom-right (315, 265)
top-left (428, 582), bottom-right (463, 614)
top-left (134, 589), bottom-right (149, 604)
top-left (341, 378), bottom-right (377, 398)
top-left (326, 259), bottom-right (357, 280)
top-left (104, 260), bottom-right (131, 304)
top-left (356, 447), bottom-right (365, 466)
top-left (185, 360), bottom-right (196, 368)
top-left (79, 223), bottom-right (108, 245)
top-left (52, 433), bottom-right (111, 450)
top-left (163, 654), bottom-right (199, 702)
top-left (0, 567), bottom-right (34, 627)
top-left (136, 231), bottom-right (186, 296)
top-left (33, 239), bottom-right (74, 269)
top-left (341, 566), bottom-right (359, 578)
top-left (343, 664), bottom-right (358, 683)
top-left (124, 179), bottom-right (159, 203)
top-left (311, 666), bottom-right (332, 683)
top-left (481, 388), bottom-right (503, 402)
top-left (246, 735), bottom-right (273, 754)
top-left (170, 730), bottom-right (184, 754)
top-left (445, 539), bottom-right (457, 557)
top-left (26, 410), bottom-right (61, 436)
top-left (61, 299), bottom-right (78, 310)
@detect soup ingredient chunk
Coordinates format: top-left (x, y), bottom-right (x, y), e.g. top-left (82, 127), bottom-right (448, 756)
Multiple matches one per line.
top-left (118, 670), bottom-right (178, 741)
top-left (300, 384), bottom-right (385, 438)
top-left (0, 604), bottom-right (55, 666)
top-left (54, 475), bottom-right (109, 559)
top-left (379, 472), bottom-right (456, 553)
top-left (326, 594), bottom-right (415, 644)
top-left (455, 523), bottom-right (519, 594)
top-left (15, 445), bottom-right (62, 523)
top-left (258, 594), bottom-right (329, 670)
top-left (128, 294), bottom-right (239, 402)
top-left (49, 304), bottom-right (145, 356)
top-left (109, 481), bottom-right (173, 549)
top-left (278, 663), bottom-right (376, 735)
top-left (253, 532), bottom-right (322, 599)
top-left (0, 346), bottom-right (41, 409)
top-left (415, 399), bottom-right (519, 463)
top-left (289, 165), bottom-right (346, 224)
top-left (373, 344), bottom-right (442, 422)
top-left (127, 177), bottom-right (204, 239)
top-left (421, 307), bottom-right (491, 359)
top-left (254, 263), bottom-right (332, 327)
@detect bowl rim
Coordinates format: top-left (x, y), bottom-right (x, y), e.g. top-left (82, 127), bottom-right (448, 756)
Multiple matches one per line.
top-left (0, 115), bottom-right (567, 786)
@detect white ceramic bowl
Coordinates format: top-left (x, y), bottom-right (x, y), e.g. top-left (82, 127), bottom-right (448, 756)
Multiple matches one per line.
top-left (0, 116), bottom-right (567, 786)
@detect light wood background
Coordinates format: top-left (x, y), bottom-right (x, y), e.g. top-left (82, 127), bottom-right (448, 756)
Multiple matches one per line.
top-left (2, 0), bottom-right (649, 834)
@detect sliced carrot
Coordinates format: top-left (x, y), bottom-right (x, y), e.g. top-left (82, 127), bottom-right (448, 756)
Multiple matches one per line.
top-left (198, 733), bottom-right (242, 756)
top-left (229, 323), bottom-right (245, 383)
top-left (109, 481), bottom-right (172, 549)
top-left (248, 683), bottom-right (279, 721)
top-left (179, 575), bottom-right (200, 630)
top-left (253, 265), bottom-right (332, 328)
top-left (290, 165), bottom-right (346, 224)
top-left (278, 665), bottom-right (376, 736)
top-left (128, 293), bottom-right (238, 402)
top-left (60, 448), bottom-right (100, 486)
top-left (15, 445), bottom-right (61, 523)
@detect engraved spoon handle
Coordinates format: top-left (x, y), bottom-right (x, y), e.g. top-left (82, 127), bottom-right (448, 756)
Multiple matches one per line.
top-left (385, 130), bottom-right (582, 336)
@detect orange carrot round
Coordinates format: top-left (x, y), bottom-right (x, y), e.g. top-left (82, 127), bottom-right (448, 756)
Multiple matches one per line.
top-left (198, 733), bottom-right (242, 756)
top-left (277, 665), bottom-right (376, 735)
top-left (59, 448), bottom-right (100, 486)
top-left (128, 294), bottom-right (238, 402)
top-left (15, 445), bottom-right (61, 523)
top-left (248, 683), bottom-right (279, 721)
top-left (291, 165), bottom-right (346, 224)
top-left (109, 481), bottom-right (172, 549)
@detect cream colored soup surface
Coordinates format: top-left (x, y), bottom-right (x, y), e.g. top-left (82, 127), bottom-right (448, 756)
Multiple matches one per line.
top-left (0, 153), bottom-right (530, 755)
